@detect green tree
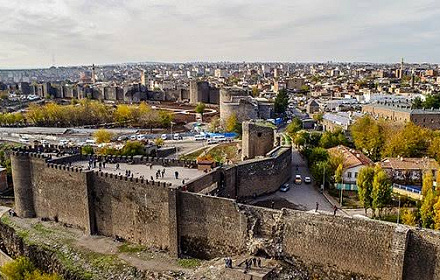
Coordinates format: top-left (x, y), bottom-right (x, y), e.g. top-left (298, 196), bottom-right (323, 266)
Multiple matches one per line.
top-left (120, 141), bottom-right (145, 156)
top-left (274, 89), bottom-right (289, 114)
top-left (350, 116), bottom-right (384, 161)
top-left (81, 145), bottom-right (94, 155)
top-left (195, 102), bottom-right (206, 116)
top-left (357, 166), bottom-right (375, 214)
top-left (308, 147), bottom-right (329, 164)
top-left (422, 171), bottom-right (434, 197)
top-left (412, 97), bottom-right (423, 109)
top-left (93, 129), bottom-right (114, 144)
top-left (319, 130), bottom-right (347, 149)
top-left (154, 138), bottom-right (164, 146)
top-left (371, 166), bottom-right (392, 217)
top-left (420, 189), bottom-right (436, 228)
top-left (286, 118), bottom-right (302, 137)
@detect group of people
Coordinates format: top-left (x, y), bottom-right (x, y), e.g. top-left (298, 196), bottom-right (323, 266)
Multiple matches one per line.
top-left (224, 257), bottom-right (263, 271)
top-left (244, 257), bottom-right (262, 272)
top-left (87, 158), bottom-right (107, 171)
top-left (156, 168), bottom-right (166, 179)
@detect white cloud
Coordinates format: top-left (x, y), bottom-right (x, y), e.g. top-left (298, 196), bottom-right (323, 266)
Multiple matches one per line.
top-left (0, 0), bottom-right (439, 68)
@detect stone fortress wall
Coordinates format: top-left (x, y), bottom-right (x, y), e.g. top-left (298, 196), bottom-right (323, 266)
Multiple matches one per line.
top-left (9, 148), bottom-right (440, 280)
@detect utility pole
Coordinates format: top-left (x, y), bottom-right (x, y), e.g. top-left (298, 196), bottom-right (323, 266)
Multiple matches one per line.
top-left (397, 195), bottom-right (401, 224)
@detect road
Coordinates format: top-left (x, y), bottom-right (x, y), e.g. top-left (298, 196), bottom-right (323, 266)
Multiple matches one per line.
top-left (252, 147), bottom-right (334, 213)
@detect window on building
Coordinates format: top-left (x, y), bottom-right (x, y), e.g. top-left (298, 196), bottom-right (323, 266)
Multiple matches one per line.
top-left (347, 172), bottom-right (352, 178)
top-left (355, 172), bottom-right (358, 178)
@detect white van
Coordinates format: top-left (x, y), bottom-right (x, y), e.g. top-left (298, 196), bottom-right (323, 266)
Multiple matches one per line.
top-left (173, 133), bottom-right (181, 140)
top-left (137, 134), bottom-right (146, 141)
top-left (194, 134), bottom-right (205, 141)
top-left (213, 135), bottom-right (226, 142)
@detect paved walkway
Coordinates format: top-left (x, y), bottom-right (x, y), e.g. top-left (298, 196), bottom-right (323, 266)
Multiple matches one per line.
top-left (71, 161), bottom-right (206, 186)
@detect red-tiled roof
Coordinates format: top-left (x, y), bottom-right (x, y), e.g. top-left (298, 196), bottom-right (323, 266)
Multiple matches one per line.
top-left (328, 145), bottom-right (373, 169)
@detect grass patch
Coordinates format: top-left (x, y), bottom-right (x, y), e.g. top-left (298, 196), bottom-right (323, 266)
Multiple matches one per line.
top-left (177, 258), bottom-right (201, 268)
top-left (117, 243), bottom-right (146, 253)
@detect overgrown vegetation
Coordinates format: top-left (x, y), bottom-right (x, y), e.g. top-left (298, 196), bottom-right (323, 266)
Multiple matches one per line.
top-left (0, 257), bottom-right (62, 280)
top-left (177, 258), bottom-right (201, 268)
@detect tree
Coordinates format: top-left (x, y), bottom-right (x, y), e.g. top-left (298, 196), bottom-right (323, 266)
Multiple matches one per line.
top-left (93, 129), bottom-right (114, 144)
top-left (371, 166), bottom-right (392, 217)
top-left (420, 189), bottom-right (436, 228)
top-left (139, 108), bottom-right (159, 132)
top-left (195, 102), bottom-right (206, 116)
top-left (401, 209), bottom-right (417, 226)
top-left (319, 129), bottom-right (347, 149)
top-left (412, 97), bottom-right (423, 109)
top-left (158, 110), bottom-right (173, 128)
top-left (433, 196), bottom-right (440, 230)
top-left (383, 122), bottom-right (431, 158)
top-left (114, 104), bottom-right (133, 124)
top-left (274, 89), bottom-right (289, 114)
top-left (155, 138), bottom-right (164, 146)
top-left (286, 118), bottom-right (302, 137)
top-left (293, 131), bottom-right (309, 148)
top-left (350, 116), bottom-right (384, 161)
top-left (428, 136), bottom-right (440, 162)
top-left (208, 116), bottom-right (222, 133)
top-left (312, 112), bottom-right (323, 123)
top-left (335, 163), bottom-right (343, 184)
top-left (120, 141), bottom-right (145, 156)
top-left (81, 145), bottom-right (94, 155)
top-left (422, 170), bottom-right (434, 197)
top-left (357, 166), bottom-right (375, 214)
top-left (225, 114), bottom-right (238, 132)
top-left (308, 147), bottom-right (329, 164)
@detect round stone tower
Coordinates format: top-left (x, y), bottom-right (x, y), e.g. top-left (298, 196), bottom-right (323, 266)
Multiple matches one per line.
top-left (11, 152), bottom-right (36, 218)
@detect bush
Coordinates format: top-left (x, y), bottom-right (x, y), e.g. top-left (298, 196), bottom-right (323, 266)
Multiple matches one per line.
top-left (81, 145), bottom-right (94, 155)
top-left (0, 257), bottom-right (62, 280)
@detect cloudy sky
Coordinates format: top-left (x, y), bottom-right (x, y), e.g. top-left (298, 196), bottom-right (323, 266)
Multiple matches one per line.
top-left (0, 0), bottom-right (439, 68)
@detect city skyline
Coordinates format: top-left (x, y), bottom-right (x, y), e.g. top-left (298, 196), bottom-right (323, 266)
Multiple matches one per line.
top-left (1, 0), bottom-right (439, 68)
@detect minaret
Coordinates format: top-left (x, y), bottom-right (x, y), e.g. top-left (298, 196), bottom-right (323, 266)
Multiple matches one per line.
top-left (91, 64), bottom-right (96, 84)
top-left (400, 58), bottom-right (404, 79)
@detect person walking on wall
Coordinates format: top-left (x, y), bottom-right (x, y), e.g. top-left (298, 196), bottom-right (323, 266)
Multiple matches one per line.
top-left (315, 202), bottom-right (319, 212)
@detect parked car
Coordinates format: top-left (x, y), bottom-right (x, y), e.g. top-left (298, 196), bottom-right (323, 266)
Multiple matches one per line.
top-left (19, 137), bottom-right (30, 144)
top-left (294, 174), bottom-right (302, 185)
top-left (207, 139), bottom-right (219, 145)
top-left (279, 183), bottom-right (290, 192)
top-left (117, 135), bottom-right (128, 141)
top-left (59, 139), bottom-right (69, 146)
top-left (161, 134), bottom-right (167, 140)
top-left (173, 133), bottom-right (181, 140)
top-left (304, 176), bottom-right (312, 184)
top-left (137, 134), bottom-right (146, 141)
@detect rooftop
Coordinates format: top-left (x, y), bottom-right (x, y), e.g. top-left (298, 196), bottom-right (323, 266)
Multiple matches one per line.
top-left (379, 157), bottom-right (440, 170)
top-left (328, 145), bottom-right (373, 169)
